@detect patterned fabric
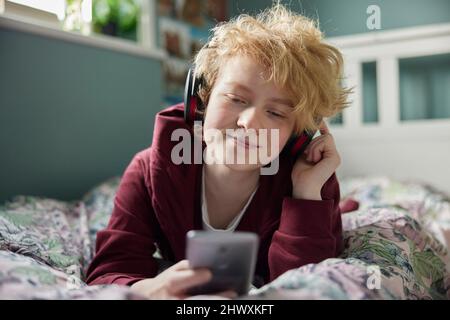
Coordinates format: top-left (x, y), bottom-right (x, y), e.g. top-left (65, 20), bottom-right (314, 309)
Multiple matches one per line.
top-left (1, 175), bottom-right (449, 299)
top-left (250, 207), bottom-right (450, 300)
top-left (0, 197), bottom-right (84, 276)
top-left (0, 250), bottom-right (142, 299)
top-left (339, 175), bottom-right (450, 246)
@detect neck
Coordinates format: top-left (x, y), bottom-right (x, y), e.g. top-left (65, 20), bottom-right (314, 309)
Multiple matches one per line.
top-left (204, 163), bottom-right (260, 202)
top-left (203, 164), bottom-right (260, 229)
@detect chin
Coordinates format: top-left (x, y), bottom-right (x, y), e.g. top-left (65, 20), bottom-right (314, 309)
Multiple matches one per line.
top-left (223, 162), bottom-right (262, 172)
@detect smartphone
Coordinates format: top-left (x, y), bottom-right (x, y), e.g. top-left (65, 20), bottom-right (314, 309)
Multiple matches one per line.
top-left (185, 230), bottom-right (259, 296)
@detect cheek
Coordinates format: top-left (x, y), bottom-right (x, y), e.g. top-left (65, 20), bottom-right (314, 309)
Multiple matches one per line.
top-left (203, 103), bottom-right (235, 130)
top-left (202, 104), bottom-right (233, 147)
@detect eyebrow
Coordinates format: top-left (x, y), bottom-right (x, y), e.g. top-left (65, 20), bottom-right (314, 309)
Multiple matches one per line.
top-left (225, 82), bottom-right (253, 94)
top-left (224, 82), bottom-right (294, 108)
top-left (268, 97), bottom-right (294, 108)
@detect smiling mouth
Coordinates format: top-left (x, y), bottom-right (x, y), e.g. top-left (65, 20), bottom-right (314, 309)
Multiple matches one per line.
top-left (226, 134), bottom-right (260, 149)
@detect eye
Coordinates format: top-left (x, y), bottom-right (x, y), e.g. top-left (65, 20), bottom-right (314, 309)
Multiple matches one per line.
top-left (267, 110), bottom-right (285, 118)
top-left (226, 94), bottom-right (247, 105)
top-left (232, 98), bottom-right (245, 104)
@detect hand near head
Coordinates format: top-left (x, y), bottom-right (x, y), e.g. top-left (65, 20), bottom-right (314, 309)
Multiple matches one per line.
top-left (291, 121), bottom-right (341, 200)
top-left (130, 260), bottom-right (237, 300)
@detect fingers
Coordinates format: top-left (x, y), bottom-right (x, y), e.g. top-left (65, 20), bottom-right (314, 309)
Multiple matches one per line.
top-left (211, 290), bottom-right (238, 299)
top-left (304, 132), bottom-right (335, 163)
top-left (184, 290), bottom-right (238, 300)
top-left (171, 259), bottom-right (190, 271)
top-left (303, 120), bottom-right (330, 159)
top-left (306, 139), bottom-right (326, 163)
top-left (319, 120), bottom-right (330, 135)
top-left (304, 135), bottom-right (324, 161)
top-left (169, 268), bottom-right (212, 293)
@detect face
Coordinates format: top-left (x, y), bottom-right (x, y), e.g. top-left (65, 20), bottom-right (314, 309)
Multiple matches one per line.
top-left (203, 55), bottom-right (296, 171)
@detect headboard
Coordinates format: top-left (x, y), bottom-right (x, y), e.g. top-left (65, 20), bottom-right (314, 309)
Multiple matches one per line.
top-left (325, 23), bottom-right (450, 196)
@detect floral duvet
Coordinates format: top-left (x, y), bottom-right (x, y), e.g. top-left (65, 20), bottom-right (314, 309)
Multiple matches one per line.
top-left (1, 176), bottom-right (449, 299)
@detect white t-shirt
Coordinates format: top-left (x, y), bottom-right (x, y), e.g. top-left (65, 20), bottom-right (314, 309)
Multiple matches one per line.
top-left (201, 166), bottom-right (259, 232)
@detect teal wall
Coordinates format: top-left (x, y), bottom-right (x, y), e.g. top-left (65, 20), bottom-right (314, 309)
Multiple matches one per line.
top-left (0, 28), bottom-right (163, 203)
top-left (229, 0), bottom-right (450, 37)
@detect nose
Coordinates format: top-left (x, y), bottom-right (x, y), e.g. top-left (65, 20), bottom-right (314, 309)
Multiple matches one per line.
top-left (236, 106), bottom-right (262, 131)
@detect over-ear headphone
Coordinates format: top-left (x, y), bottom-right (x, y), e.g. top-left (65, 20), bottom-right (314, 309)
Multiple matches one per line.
top-left (183, 66), bottom-right (315, 161)
top-left (184, 67), bottom-right (204, 125)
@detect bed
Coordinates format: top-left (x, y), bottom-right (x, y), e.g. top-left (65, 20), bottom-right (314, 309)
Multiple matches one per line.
top-left (1, 174), bottom-right (449, 300)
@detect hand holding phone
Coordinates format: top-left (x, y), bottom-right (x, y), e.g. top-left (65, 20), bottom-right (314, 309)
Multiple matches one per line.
top-left (185, 231), bottom-right (259, 296)
top-left (130, 260), bottom-right (236, 299)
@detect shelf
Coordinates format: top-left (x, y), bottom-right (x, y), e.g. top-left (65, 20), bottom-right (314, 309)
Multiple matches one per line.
top-left (0, 13), bottom-right (167, 60)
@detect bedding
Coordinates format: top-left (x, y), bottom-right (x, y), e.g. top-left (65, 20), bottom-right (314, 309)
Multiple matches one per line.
top-left (1, 176), bottom-right (449, 299)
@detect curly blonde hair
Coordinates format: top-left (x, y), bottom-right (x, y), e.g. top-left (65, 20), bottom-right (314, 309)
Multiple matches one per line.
top-left (193, 3), bottom-right (351, 134)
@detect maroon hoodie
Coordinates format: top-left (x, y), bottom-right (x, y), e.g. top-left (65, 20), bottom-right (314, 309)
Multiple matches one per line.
top-left (86, 103), bottom-right (343, 286)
